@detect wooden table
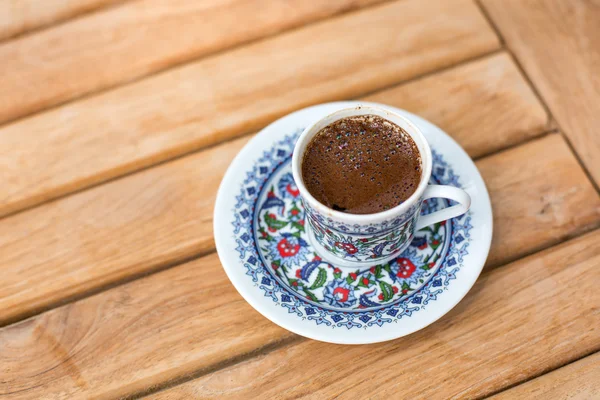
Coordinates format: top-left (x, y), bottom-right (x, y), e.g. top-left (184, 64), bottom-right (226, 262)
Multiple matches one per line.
top-left (1, 0), bottom-right (599, 398)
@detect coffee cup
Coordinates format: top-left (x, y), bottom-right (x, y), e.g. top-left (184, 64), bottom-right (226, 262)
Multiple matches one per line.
top-left (292, 105), bottom-right (471, 268)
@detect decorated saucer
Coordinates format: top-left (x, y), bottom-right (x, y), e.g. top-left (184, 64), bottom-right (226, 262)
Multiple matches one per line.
top-left (214, 101), bottom-right (492, 344)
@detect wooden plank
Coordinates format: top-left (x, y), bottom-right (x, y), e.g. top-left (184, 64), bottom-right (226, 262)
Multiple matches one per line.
top-left (364, 53), bottom-right (549, 158)
top-left (481, 0), bottom-right (600, 187)
top-left (149, 230), bottom-right (600, 400)
top-left (0, 0), bottom-right (124, 41)
top-left (490, 351), bottom-right (600, 400)
top-left (0, 0), bottom-right (385, 123)
top-left (0, 0), bottom-right (500, 218)
top-left (481, 134), bottom-right (600, 267)
top-left (0, 253), bottom-right (295, 400)
top-left (0, 130), bottom-right (598, 330)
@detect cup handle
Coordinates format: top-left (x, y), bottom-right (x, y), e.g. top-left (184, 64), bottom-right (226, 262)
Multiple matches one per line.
top-left (416, 185), bottom-right (471, 230)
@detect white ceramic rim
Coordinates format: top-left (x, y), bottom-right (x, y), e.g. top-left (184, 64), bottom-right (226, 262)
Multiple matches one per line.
top-left (214, 101), bottom-right (493, 344)
top-left (291, 105), bottom-right (432, 223)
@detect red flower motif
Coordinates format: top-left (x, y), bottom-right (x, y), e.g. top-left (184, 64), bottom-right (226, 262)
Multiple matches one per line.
top-left (291, 209), bottom-right (299, 216)
top-left (378, 293), bottom-right (384, 300)
top-left (395, 258), bottom-right (416, 279)
top-left (333, 287), bottom-right (350, 302)
top-left (349, 272), bottom-right (357, 281)
top-left (267, 191), bottom-right (276, 198)
top-left (418, 243), bottom-right (428, 250)
top-left (432, 240), bottom-right (440, 246)
top-left (313, 255), bottom-right (322, 262)
top-left (326, 229), bottom-right (332, 234)
top-left (334, 268), bottom-right (342, 274)
top-left (441, 220), bottom-right (446, 226)
top-left (369, 267), bottom-right (376, 274)
top-left (428, 262), bottom-right (435, 269)
top-left (286, 183), bottom-right (300, 197)
top-left (360, 238), bottom-right (369, 243)
top-left (362, 277), bottom-right (370, 285)
top-left (272, 263), bottom-right (278, 270)
top-left (402, 289), bottom-right (409, 294)
top-left (277, 238), bottom-right (300, 257)
top-left (335, 242), bottom-right (358, 254)
top-left (298, 220), bottom-right (305, 226)
top-left (261, 231), bottom-right (268, 238)
top-left (292, 281), bottom-right (298, 287)
top-left (269, 213), bottom-right (276, 219)
top-left (295, 269), bottom-right (302, 278)
top-left (268, 227), bottom-right (276, 232)
top-left (392, 286), bottom-right (399, 294)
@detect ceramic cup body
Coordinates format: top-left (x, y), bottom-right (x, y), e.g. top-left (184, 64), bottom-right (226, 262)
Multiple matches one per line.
top-left (292, 105), bottom-right (471, 268)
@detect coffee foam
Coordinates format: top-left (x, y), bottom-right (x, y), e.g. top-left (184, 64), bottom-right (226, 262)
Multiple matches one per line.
top-left (302, 115), bottom-right (421, 214)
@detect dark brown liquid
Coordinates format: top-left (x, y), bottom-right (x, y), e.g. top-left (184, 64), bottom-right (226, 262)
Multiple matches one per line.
top-left (301, 115), bottom-right (421, 214)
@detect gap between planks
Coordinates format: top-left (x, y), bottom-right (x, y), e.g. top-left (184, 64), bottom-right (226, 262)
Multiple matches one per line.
top-left (482, 348), bottom-right (600, 399)
top-left (0, 249), bottom-right (211, 328)
top-left (130, 335), bottom-right (305, 400)
top-left (475, 0), bottom-right (600, 196)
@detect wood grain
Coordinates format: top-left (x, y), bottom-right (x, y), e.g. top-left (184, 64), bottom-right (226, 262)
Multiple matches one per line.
top-left (0, 132), bottom-right (598, 329)
top-left (0, 0), bottom-right (124, 41)
top-left (0, 136), bottom-right (249, 326)
top-left (490, 351), bottom-right (600, 400)
top-left (0, 0), bottom-right (384, 123)
top-left (363, 52), bottom-right (549, 158)
top-left (0, 0), bottom-right (500, 218)
top-left (149, 230), bottom-right (600, 400)
top-left (481, 0), bottom-right (600, 187)
top-left (481, 134), bottom-right (600, 267)
top-left (0, 253), bottom-right (294, 400)
top-left (2, 211), bottom-right (598, 400)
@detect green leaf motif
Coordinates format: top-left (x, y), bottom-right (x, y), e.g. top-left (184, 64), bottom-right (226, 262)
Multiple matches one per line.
top-left (379, 281), bottom-right (394, 302)
top-left (310, 268), bottom-right (327, 289)
top-left (375, 265), bottom-right (382, 278)
top-left (292, 221), bottom-right (305, 232)
top-left (399, 233), bottom-right (407, 244)
top-left (304, 288), bottom-right (318, 302)
top-left (264, 213), bottom-right (288, 230)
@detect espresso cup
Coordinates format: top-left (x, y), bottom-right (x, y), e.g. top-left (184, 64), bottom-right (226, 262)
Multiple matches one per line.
top-left (291, 105), bottom-right (471, 268)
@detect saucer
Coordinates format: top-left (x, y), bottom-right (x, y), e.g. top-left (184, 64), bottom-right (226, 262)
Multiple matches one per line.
top-left (214, 101), bottom-right (492, 344)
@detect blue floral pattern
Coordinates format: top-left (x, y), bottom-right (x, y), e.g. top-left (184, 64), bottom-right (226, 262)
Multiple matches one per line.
top-left (303, 201), bottom-right (421, 235)
top-left (232, 130), bottom-right (473, 328)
